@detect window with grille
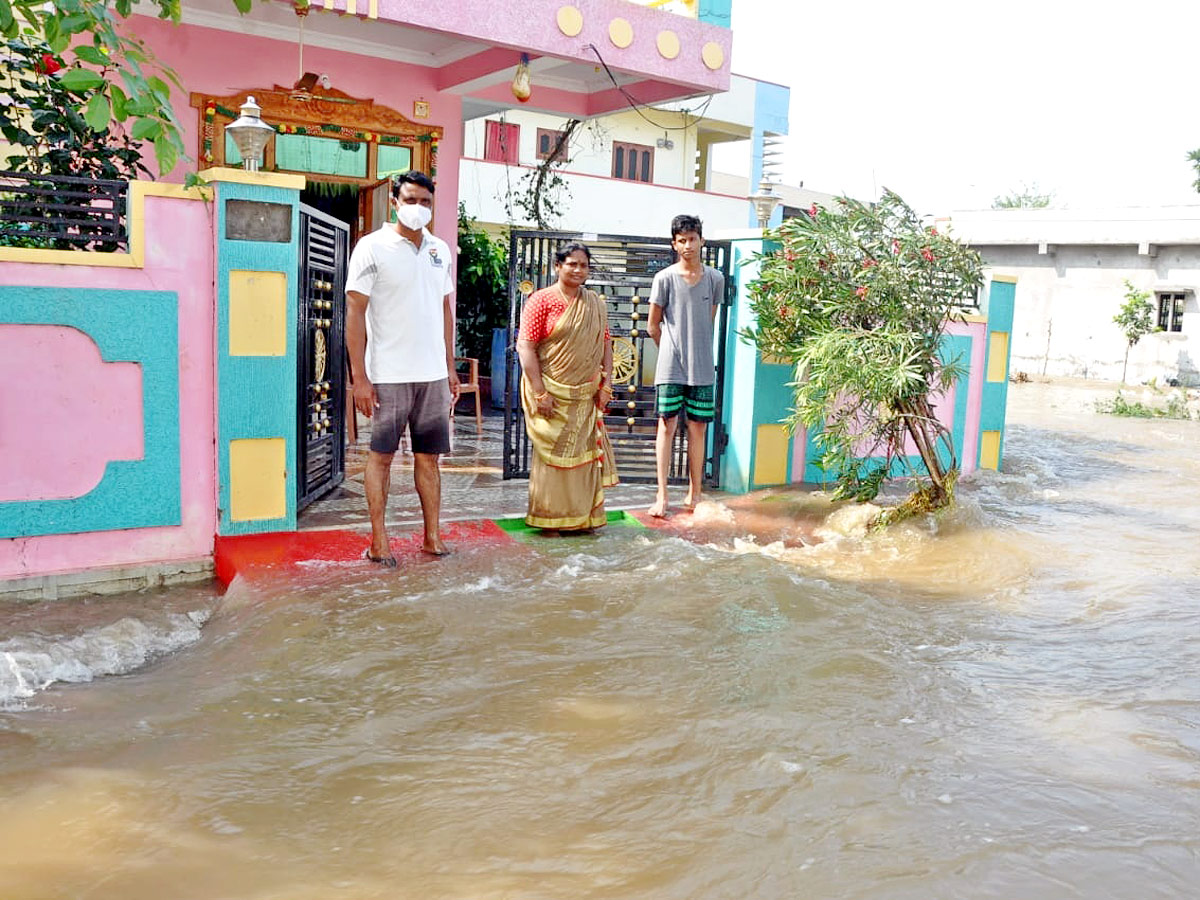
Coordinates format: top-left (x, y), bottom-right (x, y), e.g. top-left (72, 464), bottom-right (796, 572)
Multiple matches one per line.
top-left (1157, 292), bottom-right (1186, 333)
top-left (611, 141), bottom-right (654, 182)
top-left (484, 120), bottom-right (520, 164)
top-left (536, 128), bottom-right (568, 163)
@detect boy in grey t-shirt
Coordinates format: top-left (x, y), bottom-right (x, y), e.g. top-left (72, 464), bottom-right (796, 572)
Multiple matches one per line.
top-left (646, 214), bottom-right (725, 517)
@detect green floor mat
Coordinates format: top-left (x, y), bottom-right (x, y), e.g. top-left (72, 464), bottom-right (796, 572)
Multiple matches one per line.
top-left (493, 508), bottom-right (645, 537)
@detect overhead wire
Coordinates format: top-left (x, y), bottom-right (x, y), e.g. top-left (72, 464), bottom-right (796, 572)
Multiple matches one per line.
top-left (583, 42), bottom-right (715, 132)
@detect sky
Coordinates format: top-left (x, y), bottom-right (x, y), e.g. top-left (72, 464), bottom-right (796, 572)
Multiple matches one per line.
top-left (717, 0), bottom-right (1200, 216)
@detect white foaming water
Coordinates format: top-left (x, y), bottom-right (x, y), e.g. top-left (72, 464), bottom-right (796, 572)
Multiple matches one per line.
top-left (689, 500), bottom-right (735, 524)
top-left (0, 608), bottom-right (209, 707)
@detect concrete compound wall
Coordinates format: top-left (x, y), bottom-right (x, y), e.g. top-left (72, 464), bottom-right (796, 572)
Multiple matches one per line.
top-left (976, 245), bottom-right (1199, 386)
top-left (0, 185), bottom-right (216, 587)
top-left (719, 237), bottom-right (1015, 493)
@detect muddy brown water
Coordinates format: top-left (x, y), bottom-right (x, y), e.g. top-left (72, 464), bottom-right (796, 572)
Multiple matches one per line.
top-left (2, 380), bottom-right (1199, 899)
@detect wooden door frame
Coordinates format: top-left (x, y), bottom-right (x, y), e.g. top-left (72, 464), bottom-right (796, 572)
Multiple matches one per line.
top-left (191, 86), bottom-right (442, 233)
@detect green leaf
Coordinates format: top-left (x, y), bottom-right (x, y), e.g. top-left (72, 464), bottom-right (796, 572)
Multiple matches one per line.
top-left (131, 116), bottom-right (162, 140)
top-left (57, 66), bottom-right (104, 91)
top-left (58, 13), bottom-right (90, 34)
top-left (83, 92), bottom-right (110, 131)
top-left (232, 0), bottom-right (252, 12)
top-left (0, 0), bottom-right (14, 34)
top-left (110, 84), bottom-right (128, 121)
top-left (146, 75), bottom-right (170, 101)
top-left (123, 95), bottom-right (156, 116)
top-left (183, 171), bottom-right (209, 190)
top-left (153, 133), bottom-right (178, 174)
top-left (73, 44), bottom-right (109, 65)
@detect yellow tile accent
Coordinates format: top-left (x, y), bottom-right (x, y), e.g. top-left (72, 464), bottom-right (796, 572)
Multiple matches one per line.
top-left (760, 351), bottom-right (791, 366)
top-left (345, 0), bottom-right (356, 15)
top-left (230, 270), bottom-right (287, 357)
top-left (754, 425), bottom-right (790, 486)
top-left (987, 331), bottom-right (1009, 383)
top-left (701, 41), bottom-right (725, 70)
top-left (980, 431), bottom-right (1001, 470)
top-left (656, 30), bottom-right (680, 59)
top-left (198, 167), bottom-right (307, 190)
top-left (608, 17), bottom-right (634, 48)
top-left (367, 0), bottom-right (377, 17)
top-left (990, 274), bottom-right (1018, 284)
top-left (230, 438), bottom-right (287, 521)
top-left (557, 5), bottom-right (584, 36)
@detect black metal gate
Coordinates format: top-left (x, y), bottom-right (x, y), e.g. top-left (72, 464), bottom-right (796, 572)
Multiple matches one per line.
top-left (502, 230), bottom-right (733, 485)
top-left (296, 204), bottom-right (349, 510)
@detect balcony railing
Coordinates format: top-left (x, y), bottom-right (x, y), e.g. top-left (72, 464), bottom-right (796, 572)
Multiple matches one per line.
top-left (0, 171), bottom-right (129, 252)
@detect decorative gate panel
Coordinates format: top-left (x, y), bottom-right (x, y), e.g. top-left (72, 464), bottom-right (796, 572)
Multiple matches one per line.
top-left (297, 205), bottom-right (349, 509)
top-left (502, 230), bottom-right (733, 484)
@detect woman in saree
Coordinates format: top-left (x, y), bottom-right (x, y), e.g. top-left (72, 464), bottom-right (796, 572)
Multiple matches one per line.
top-left (516, 242), bottom-right (619, 532)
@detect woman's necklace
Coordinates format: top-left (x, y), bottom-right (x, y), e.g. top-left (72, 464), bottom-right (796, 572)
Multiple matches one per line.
top-left (557, 283), bottom-right (580, 303)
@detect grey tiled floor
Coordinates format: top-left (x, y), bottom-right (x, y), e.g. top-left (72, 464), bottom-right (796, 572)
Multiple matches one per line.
top-left (298, 409), bottom-right (660, 533)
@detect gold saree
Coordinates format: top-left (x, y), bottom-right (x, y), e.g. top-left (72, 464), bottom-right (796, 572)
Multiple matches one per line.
top-left (520, 288), bottom-right (619, 530)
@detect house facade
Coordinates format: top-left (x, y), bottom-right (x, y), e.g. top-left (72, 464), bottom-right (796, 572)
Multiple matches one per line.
top-left (459, 72), bottom-right (791, 235)
top-left (945, 206), bottom-right (1200, 386)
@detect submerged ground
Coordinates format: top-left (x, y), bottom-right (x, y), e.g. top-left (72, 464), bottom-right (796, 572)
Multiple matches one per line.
top-left (2, 379), bottom-right (1198, 899)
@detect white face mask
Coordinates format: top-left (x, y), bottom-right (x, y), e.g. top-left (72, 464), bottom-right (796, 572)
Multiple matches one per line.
top-left (395, 202), bottom-right (433, 231)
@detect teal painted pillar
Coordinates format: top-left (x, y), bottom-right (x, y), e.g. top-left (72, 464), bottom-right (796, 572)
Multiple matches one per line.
top-left (720, 237), bottom-right (797, 493)
top-left (209, 168), bottom-right (306, 536)
top-left (720, 239), bottom-right (761, 493)
top-left (979, 277), bottom-right (1016, 471)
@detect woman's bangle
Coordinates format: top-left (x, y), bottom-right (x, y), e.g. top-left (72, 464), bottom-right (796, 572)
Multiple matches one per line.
top-left (535, 391), bottom-right (550, 402)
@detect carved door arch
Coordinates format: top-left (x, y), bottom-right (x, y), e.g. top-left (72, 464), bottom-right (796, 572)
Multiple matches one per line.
top-left (190, 86), bottom-right (442, 232)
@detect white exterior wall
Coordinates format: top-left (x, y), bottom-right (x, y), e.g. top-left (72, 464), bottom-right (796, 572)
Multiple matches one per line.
top-left (459, 157), bottom-right (746, 235)
top-left (979, 244), bottom-right (1200, 386)
top-left (462, 107), bottom-right (696, 188)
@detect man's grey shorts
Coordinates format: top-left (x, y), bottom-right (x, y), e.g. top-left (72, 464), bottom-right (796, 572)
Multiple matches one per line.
top-left (371, 379), bottom-right (452, 455)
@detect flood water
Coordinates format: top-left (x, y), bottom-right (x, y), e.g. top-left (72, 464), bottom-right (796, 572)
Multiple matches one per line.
top-left (2, 380), bottom-right (1199, 899)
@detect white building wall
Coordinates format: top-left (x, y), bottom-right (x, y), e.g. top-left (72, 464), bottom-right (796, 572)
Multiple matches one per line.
top-left (979, 244), bottom-right (1200, 385)
top-left (459, 157), bottom-right (747, 236)
top-left (462, 107), bottom-right (695, 188)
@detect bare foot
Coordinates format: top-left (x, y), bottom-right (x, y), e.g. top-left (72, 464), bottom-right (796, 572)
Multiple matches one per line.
top-left (648, 497), bottom-right (669, 518)
top-left (363, 548), bottom-right (397, 568)
top-left (421, 539), bottom-right (451, 557)
top-left (682, 493), bottom-right (701, 512)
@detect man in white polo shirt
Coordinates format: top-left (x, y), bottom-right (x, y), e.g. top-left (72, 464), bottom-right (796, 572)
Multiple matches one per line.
top-left (345, 171), bottom-right (460, 567)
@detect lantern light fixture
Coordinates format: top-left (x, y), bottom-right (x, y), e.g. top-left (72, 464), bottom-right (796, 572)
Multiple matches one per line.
top-left (226, 96), bottom-right (276, 172)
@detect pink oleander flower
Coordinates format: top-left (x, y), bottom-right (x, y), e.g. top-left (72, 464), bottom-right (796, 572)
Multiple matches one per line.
top-left (855, 285), bottom-right (868, 298)
top-left (921, 248), bottom-right (935, 262)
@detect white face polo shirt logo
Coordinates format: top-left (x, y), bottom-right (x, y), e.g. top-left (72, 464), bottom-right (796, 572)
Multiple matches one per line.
top-left (428, 247), bottom-right (443, 268)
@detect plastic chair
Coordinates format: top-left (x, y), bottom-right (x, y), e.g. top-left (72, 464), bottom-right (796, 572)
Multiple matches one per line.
top-left (455, 356), bottom-right (483, 435)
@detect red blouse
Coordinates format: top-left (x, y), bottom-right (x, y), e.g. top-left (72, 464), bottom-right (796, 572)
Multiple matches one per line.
top-left (519, 287), bottom-right (610, 343)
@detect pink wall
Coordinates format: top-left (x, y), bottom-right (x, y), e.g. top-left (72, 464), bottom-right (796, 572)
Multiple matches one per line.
top-left (947, 318), bottom-right (987, 476)
top-left (0, 328), bottom-right (143, 502)
top-left (786, 319), bottom-right (989, 483)
top-left (134, 16), bottom-right (464, 250)
top-left (0, 194), bottom-right (216, 579)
